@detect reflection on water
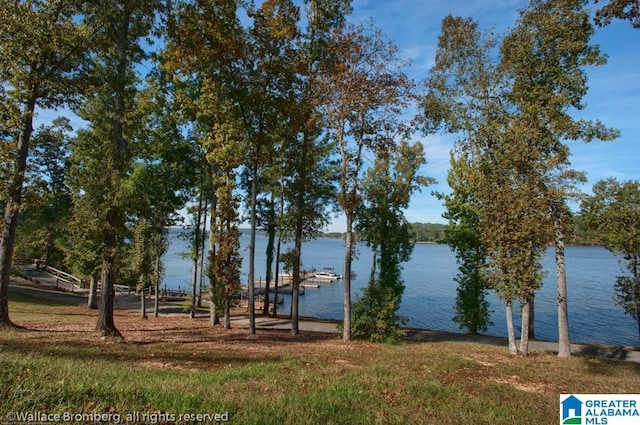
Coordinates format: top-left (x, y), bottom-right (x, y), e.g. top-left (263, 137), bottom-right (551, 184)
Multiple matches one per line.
top-left (163, 229), bottom-right (637, 347)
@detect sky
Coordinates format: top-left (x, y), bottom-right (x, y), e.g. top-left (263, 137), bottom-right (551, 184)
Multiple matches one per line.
top-left (322, 0), bottom-right (640, 232)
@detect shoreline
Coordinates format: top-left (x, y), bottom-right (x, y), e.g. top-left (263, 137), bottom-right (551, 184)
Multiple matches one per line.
top-left (9, 279), bottom-right (640, 363)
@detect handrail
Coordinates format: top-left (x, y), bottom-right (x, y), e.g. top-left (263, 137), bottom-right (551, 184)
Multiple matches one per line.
top-left (33, 260), bottom-right (83, 290)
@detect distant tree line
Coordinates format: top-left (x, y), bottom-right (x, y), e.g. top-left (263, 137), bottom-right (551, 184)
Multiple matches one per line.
top-left (321, 218), bottom-right (605, 245)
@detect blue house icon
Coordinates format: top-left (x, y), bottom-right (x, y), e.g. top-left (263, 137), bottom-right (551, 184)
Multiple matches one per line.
top-left (562, 395), bottom-right (583, 424)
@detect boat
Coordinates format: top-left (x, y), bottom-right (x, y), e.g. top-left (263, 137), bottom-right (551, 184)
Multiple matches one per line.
top-left (311, 268), bottom-right (342, 282)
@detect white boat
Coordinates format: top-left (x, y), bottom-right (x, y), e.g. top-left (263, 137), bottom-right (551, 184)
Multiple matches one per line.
top-left (312, 269), bottom-right (343, 281)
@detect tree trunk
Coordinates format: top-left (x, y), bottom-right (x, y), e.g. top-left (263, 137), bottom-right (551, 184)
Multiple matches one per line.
top-left (528, 295), bottom-right (535, 340)
top-left (263, 194), bottom-right (276, 316)
top-left (208, 178), bottom-right (220, 326)
top-left (520, 298), bottom-right (530, 356)
top-left (140, 282), bottom-right (147, 320)
top-left (197, 203), bottom-right (207, 308)
top-left (224, 298), bottom-right (231, 330)
top-left (96, 15), bottom-right (130, 338)
top-left (291, 221), bottom-right (303, 335)
top-left (210, 298), bottom-right (217, 326)
top-left (87, 272), bottom-right (99, 309)
top-left (248, 162), bottom-right (258, 334)
top-left (0, 92), bottom-right (38, 327)
top-left (190, 194), bottom-right (203, 319)
top-left (343, 213), bottom-right (353, 341)
top-left (273, 231), bottom-right (282, 318)
top-left (505, 302), bottom-right (517, 355)
top-left (154, 275), bottom-right (159, 318)
top-left (272, 177), bottom-right (285, 318)
top-left (291, 282), bottom-right (300, 335)
top-left (96, 239), bottom-right (121, 338)
top-left (555, 210), bottom-right (571, 358)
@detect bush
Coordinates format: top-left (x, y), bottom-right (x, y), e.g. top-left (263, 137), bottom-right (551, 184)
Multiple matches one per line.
top-left (352, 285), bottom-right (407, 343)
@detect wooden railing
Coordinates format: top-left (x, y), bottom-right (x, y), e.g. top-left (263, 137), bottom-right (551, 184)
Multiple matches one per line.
top-left (34, 260), bottom-right (83, 292)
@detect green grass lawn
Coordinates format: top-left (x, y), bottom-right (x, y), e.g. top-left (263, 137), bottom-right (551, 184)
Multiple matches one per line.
top-left (1, 289), bottom-right (639, 424)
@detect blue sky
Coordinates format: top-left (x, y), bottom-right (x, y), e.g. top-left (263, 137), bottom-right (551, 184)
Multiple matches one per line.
top-left (324, 0), bottom-right (640, 231)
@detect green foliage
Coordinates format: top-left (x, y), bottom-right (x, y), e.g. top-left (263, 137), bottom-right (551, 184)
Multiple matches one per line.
top-left (15, 118), bottom-right (73, 267)
top-left (408, 222), bottom-right (447, 243)
top-left (614, 275), bottom-right (640, 322)
top-left (582, 178), bottom-right (640, 337)
top-left (595, 0), bottom-right (640, 28)
top-left (353, 140), bottom-right (429, 342)
top-left (351, 284), bottom-right (407, 343)
top-left (438, 165), bottom-right (492, 335)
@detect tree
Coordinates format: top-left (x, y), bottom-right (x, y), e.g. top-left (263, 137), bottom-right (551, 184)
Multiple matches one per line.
top-left (0, 0), bottom-right (88, 327)
top-left (74, 0), bottom-right (166, 337)
top-left (352, 139), bottom-right (429, 342)
top-left (582, 179), bottom-right (640, 340)
top-left (319, 21), bottom-right (412, 341)
top-left (212, 173), bottom-right (242, 329)
top-left (595, 0), bottom-right (640, 28)
top-left (424, 15), bottom-right (550, 356)
top-left (500, 0), bottom-right (618, 356)
top-left (276, 0), bottom-right (355, 336)
top-left (242, 0), bottom-right (302, 334)
top-left (437, 159), bottom-right (492, 335)
top-left (165, 0), bottom-right (246, 328)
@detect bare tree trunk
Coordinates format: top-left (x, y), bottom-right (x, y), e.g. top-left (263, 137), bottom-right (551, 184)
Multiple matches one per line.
top-left (505, 302), bottom-right (517, 355)
top-left (263, 194), bottom-right (276, 316)
top-left (291, 229), bottom-right (302, 335)
top-left (248, 162), bottom-right (258, 334)
top-left (197, 203), bottom-right (207, 308)
top-left (555, 211), bottom-right (571, 358)
top-left (343, 214), bottom-right (353, 341)
top-left (154, 276), bottom-right (159, 318)
top-left (528, 295), bottom-right (535, 340)
top-left (140, 282), bottom-right (147, 320)
top-left (520, 299), bottom-right (530, 356)
top-left (190, 193), bottom-right (204, 319)
top-left (87, 273), bottom-right (99, 309)
top-left (96, 242), bottom-right (121, 338)
top-left (224, 298), bottom-right (231, 329)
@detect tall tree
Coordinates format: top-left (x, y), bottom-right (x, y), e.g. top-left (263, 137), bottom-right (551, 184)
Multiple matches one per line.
top-left (75, 0), bottom-right (165, 337)
top-left (582, 179), bottom-right (640, 340)
top-left (424, 15), bottom-right (549, 355)
top-left (165, 0), bottom-right (246, 329)
top-left (500, 0), bottom-right (618, 356)
top-left (241, 0), bottom-right (302, 334)
top-left (319, 21), bottom-right (412, 341)
top-left (352, 139), bottom-right (429, 342)
top-left (0, 0), bottom-right (88, 327)
top-left (277, 0), bottom-right (354, 335)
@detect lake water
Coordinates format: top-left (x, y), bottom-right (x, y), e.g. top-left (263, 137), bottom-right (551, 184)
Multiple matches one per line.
top-left (163, 229), bottom-right (638, 348)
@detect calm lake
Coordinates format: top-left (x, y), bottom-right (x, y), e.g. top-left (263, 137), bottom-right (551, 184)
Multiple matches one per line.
top-left (162, 228), bottom-right (638, 348)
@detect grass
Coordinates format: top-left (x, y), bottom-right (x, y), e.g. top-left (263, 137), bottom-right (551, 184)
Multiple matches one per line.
top-left (1, 288), bottom-right (639, 425)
